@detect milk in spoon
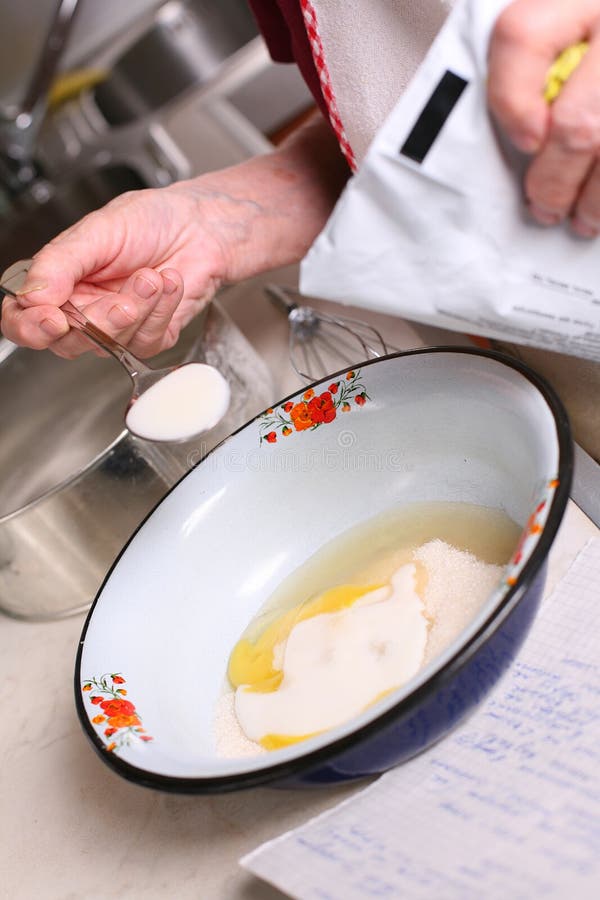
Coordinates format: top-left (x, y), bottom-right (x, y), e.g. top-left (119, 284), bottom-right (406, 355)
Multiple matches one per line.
top-left (125, 363), bottom-right (230, 442)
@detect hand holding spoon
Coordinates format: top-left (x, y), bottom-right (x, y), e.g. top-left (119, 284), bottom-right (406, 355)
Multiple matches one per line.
top-left (0, 260), bottom-right (230, 443)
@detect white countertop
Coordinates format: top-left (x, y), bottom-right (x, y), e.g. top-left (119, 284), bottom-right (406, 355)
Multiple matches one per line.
top-left (2, 267), bottom-right (598, 900)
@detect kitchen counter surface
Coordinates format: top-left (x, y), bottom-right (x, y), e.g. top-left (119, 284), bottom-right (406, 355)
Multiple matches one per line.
top-left (2, 269), bottom-right (598, 900)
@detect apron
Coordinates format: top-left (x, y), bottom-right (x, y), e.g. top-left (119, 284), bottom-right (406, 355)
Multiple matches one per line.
top-left (300, 0), bottom-right (600, 460)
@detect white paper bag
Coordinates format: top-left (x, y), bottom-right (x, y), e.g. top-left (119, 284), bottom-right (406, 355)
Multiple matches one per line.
top-left (301, 0), bottom-right (600, 362)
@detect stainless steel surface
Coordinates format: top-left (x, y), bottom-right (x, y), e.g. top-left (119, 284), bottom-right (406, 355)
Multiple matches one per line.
top-left (0, 164), bottom-right (153, 262)
top-left (0, 0), bottom-right (277, 240)
top-left (0, 0), bottom-right (81, 184)
top-left (0, 8), bottom-right (311, 258)
top-left (0, 40), bottom-right (290, 262)
top-left (0, 1), bottom-right (311, 621)
top-left (19, 0), bottom-right (81, 120)
top-left (0, 297), bottom-right (274, 621)
top-left (93, 0), bottom-right (257, 126)
top-left (266, 284), bottom-right (393, 383)
top-left (0, 1), bottom-right (164, 113)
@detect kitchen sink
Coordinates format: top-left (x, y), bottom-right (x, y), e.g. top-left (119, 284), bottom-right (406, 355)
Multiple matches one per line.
top-left (0, 292), bottom-right (275, 620)
top-left (0, 163), bottom-right (150, 264)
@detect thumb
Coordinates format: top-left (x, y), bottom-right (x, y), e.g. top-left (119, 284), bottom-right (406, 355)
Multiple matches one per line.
top-left (14, 205), bottom-right (125, 308)
top-left (15, 247), bottom-right (83, 310)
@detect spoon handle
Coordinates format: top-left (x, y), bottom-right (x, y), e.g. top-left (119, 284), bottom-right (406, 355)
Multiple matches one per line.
top-left (60, 301), bottom-right (152, 383)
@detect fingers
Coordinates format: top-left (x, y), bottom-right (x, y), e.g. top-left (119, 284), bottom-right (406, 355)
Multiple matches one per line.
top-left (1, 205), bottom-right (128, 350)
top-left (524, 38), bottom-right (600, 225)
top-left (524, 144), bottom-right (595, 226)
top-left (572, 160), bottom-right (600, 236)
top-left (51, 267), bottom-right (163, 358)
top-left (48, 267), bottom-right (184, 360)
top-left (2, 262), bottom-right (185, 358)
top-left (124, 268), bottom-right (184, 357)
top-left (487, 2), bottom-right (572, 152)
top-left (488, 1), bottom-right (600, 234)
top-left (0, 295), bottom-right (70, 349)
top-left (15, 207), bottom-right (126, 311)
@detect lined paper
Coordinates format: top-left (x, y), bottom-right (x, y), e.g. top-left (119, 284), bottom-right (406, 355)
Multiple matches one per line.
top-left (243, 538), bottom-right (600, 899)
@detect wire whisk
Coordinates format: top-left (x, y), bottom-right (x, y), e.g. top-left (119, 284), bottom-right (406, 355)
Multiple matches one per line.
top-left (265, 284), bottom-right (395, 383)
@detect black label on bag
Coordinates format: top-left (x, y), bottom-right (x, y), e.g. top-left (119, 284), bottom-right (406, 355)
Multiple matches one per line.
top-left (400, 71), bottom-right (469, 164)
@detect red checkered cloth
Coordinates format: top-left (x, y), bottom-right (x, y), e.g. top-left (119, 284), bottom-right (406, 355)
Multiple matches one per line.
top-left (248, 0), bottom-right (356, 169)
top-left (299, 0), bottom-right (357, 170)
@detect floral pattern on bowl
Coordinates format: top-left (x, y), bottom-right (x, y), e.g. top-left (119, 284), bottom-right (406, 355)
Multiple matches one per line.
top-left (504, 477), bottom-right (560, 587)
top-left (481, 476), bottom-right (560, 618)
top-left (82, 674), bottom-right (153, 753)
top-left (259, 369), bottom-right (370, 444)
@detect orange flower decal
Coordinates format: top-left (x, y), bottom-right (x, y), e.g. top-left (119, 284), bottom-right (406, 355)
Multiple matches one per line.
top-left (82, 674), bottom-right (153, 754)
top-left (503, 478), bottom-right (559, 589)
top-left (259, 369), bottom-right (370, 444)
top-left (107, 714), bottom-right (141, 728)
top-left (290, 402), bottom-right (314, 431)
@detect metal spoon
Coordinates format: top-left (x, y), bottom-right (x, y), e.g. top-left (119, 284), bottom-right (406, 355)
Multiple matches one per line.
top-left (0, 259), bottom-right (230, 442)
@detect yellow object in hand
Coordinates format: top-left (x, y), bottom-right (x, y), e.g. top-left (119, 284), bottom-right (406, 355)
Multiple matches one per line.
top-left (544, 41), bottom-right (589, 102)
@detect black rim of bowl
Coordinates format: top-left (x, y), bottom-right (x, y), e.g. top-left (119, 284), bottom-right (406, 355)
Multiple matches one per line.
top-left (74, 346), bottom-right (574, 793)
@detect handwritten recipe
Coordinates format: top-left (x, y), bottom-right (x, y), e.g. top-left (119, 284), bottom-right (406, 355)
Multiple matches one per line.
top-left (243, 539), bottom-right (600, 899)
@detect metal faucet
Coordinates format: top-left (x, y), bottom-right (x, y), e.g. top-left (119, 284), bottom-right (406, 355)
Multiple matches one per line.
top-left (0, 0), bottom-right (81, 191)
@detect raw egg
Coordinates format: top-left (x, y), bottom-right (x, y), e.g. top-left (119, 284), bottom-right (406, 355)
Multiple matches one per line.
top-left (228, 564), bottom-right (429, 749)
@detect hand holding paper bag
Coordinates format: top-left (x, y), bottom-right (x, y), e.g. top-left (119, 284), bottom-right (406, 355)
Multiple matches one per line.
top-left (301, 0), bottom-right (600, 363)
top-left (488, 0), bottom-right (600, 235)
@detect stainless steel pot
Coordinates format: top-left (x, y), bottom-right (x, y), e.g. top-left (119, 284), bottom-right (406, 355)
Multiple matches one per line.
top-left (0, 299), bottom-right (273, 621)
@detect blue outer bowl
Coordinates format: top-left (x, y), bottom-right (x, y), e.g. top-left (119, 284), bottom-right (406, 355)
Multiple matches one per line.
top-left (75, 347), bottom-right (572, 793)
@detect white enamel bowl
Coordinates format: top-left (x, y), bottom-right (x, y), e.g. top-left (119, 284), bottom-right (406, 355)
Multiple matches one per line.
top-left (76, 348), bottom-right (572, 792)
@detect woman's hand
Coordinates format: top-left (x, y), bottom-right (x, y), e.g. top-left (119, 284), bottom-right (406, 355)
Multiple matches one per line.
top-left (0, 185), bottom-right (227, 359)
top-left (1, 115), bottom-right (349, 358)
top-left (487, 0), bottom-right (600, 236)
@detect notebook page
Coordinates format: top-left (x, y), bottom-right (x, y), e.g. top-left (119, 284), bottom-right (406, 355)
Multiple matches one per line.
top-left (243, 537), bottom-right (600, 899)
